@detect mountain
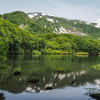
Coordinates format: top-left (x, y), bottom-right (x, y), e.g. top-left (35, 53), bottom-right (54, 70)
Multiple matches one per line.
top-left (28, 12), bottom-right (100, 39)
top-left (1, 11), bottom-right (100, 39)
top-left (1, 11), bottom-right (52, 34)
top-left (2, 11), bottom-right (31, 25)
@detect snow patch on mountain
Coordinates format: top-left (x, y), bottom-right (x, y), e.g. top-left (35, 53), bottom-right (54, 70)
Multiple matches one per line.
top-left (44, 23), bottom-right (46, 28)
top-left (74, 22), bottom-right (77, 24)
top-left (59, 27), bottom-right (67, 33)
top-left (46, 18), bottom-right (54, 23)
top-left (73, 27), bottom-right (76, 31)
top-left (95, 24), bottom-right (100, 28)
top-left (87, 22), bottom-right (90, 25)
top-left (42, 13), bottom-right (55, 16)
top-left (40, 16), bottom-right (42, 18)
top-left (28, 12), bottom-right (55, 18)
top-left (56, 20), bottom-right (58, 22)
top-left (80, 33), bottom-right (86, 36)
top-left (28, 14), bottom-right (37, 18)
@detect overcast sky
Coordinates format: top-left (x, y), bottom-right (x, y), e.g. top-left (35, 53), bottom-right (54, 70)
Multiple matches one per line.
top-left (0, 0), bottom-right (100, 22)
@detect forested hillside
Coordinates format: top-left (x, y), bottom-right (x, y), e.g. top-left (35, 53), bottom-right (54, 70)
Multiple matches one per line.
top-left (0, 18), bottom-right (48, 54)
top-left (0, 17), bottom-right (100, 55)
top-left (25, 22), bottom-right (52, 35)
top-left (32, 15), bottom-right (100, 39)
top-left (2, 11), bottom-right (31, 25)
top-left (2, 11), bottom-right (52, 35)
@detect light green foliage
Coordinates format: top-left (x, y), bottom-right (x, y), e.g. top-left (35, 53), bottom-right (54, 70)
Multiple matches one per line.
top-left (32, 50), bottom-right (41, 54)
top-left (91, 64), bottom-right (100, 71)
top-left (45, 41), bottom-right (60, 50)
top-left (14, 68), bottom-right (21, 73)
top-left (43, 48), bottom-right (62, 54)
top-left (57, 67), bottom-right (64, 71)
top-left (60, 42), bottom-right (71, 52)
top-left (76, 52), bottom-right (89, 55)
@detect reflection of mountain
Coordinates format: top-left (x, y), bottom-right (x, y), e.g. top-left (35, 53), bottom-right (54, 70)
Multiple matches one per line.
top-left (0, 69), bottom-right (100, 94)
top-left (1, 54), bottom-right (100, 94)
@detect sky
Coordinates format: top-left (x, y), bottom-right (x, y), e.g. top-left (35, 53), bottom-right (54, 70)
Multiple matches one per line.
top-left (0, 0), bottom-right (100, 23)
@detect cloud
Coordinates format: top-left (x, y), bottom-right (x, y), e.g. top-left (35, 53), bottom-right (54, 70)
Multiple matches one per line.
top-left (46, 0), bottom-right (71, 11)
top-left (46, 0), bottom-right (98, 22)
top-left (46, 0), bottom-right (83, 14)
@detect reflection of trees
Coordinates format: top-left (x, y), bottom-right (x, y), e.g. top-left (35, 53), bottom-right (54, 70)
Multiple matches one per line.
top-left (0, 93), bottom-right (6, 100)
top-left (0, 69), bottom-right (100, 94)
top-left (2, 54), bottom-right (100, 93)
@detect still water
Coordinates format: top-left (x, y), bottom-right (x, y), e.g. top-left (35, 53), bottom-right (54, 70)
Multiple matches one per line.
top-left (0, 54), bottom-right (100, 100)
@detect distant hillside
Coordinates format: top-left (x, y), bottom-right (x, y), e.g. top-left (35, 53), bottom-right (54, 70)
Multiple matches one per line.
top-left (25, 21), bottom-right (52, 35)
top-left (28, 12), bottom-right (100, 39)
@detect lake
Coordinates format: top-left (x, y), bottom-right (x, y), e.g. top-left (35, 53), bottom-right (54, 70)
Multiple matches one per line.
top-left (0, 54), bottom-right (100, 100)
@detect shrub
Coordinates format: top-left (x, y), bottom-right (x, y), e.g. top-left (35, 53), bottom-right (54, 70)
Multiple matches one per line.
top-left (76, 52), bottom-right (89, 55)
top-left (13, 68), bottom-right (21, 75)
top-left (57, 67), bottom-right (64, 73)
top-left (91, 64), bottom-right (100, 70)
top-left (43, 48), bottom-right (62, 54)
top-left (32, 50), bottom-right (41, 54)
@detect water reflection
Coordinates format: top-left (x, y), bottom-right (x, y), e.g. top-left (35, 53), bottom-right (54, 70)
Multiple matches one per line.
top-left (1, 54), bottom-right (100, 99)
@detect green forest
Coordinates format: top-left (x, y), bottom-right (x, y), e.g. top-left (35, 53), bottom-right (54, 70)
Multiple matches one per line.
top-left (0, 17), bottom-right (100, 55)
top-left (1, 11), bottom-right (100, 70)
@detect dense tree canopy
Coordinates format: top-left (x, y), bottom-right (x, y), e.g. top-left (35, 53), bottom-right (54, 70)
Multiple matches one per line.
top-left (0, 16), bottom-right (100, 56)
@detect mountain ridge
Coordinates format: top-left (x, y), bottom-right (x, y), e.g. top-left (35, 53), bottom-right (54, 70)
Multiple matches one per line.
top-left (28, 12), bottom-right (100, 39)
top-left (1, 11), bottom-right (100, 39)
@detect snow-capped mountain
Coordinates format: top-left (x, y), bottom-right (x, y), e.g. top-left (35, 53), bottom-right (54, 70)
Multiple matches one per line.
top-left (27, 12), bottom-right (100, 39)
top-left (27, 12), bottom-right (88, 36)
top-left (27, 12), bottom-right (55, 18)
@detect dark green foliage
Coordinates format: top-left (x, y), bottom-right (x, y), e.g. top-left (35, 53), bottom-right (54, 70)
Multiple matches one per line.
top-left (0, 14), bottom-right (2, 18)
top-left (45, 87), bottom-right (53, 90)
top-left (25, 22), bottom-right (52, 35)
top-left (0, 41), bottom-right (9, 70)
top-left (0, 93), bottom-right (5, 100)
top-left (90, 93), bottom-right (100, 100)
top-left (27, 77), bottom-right (39, 83)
